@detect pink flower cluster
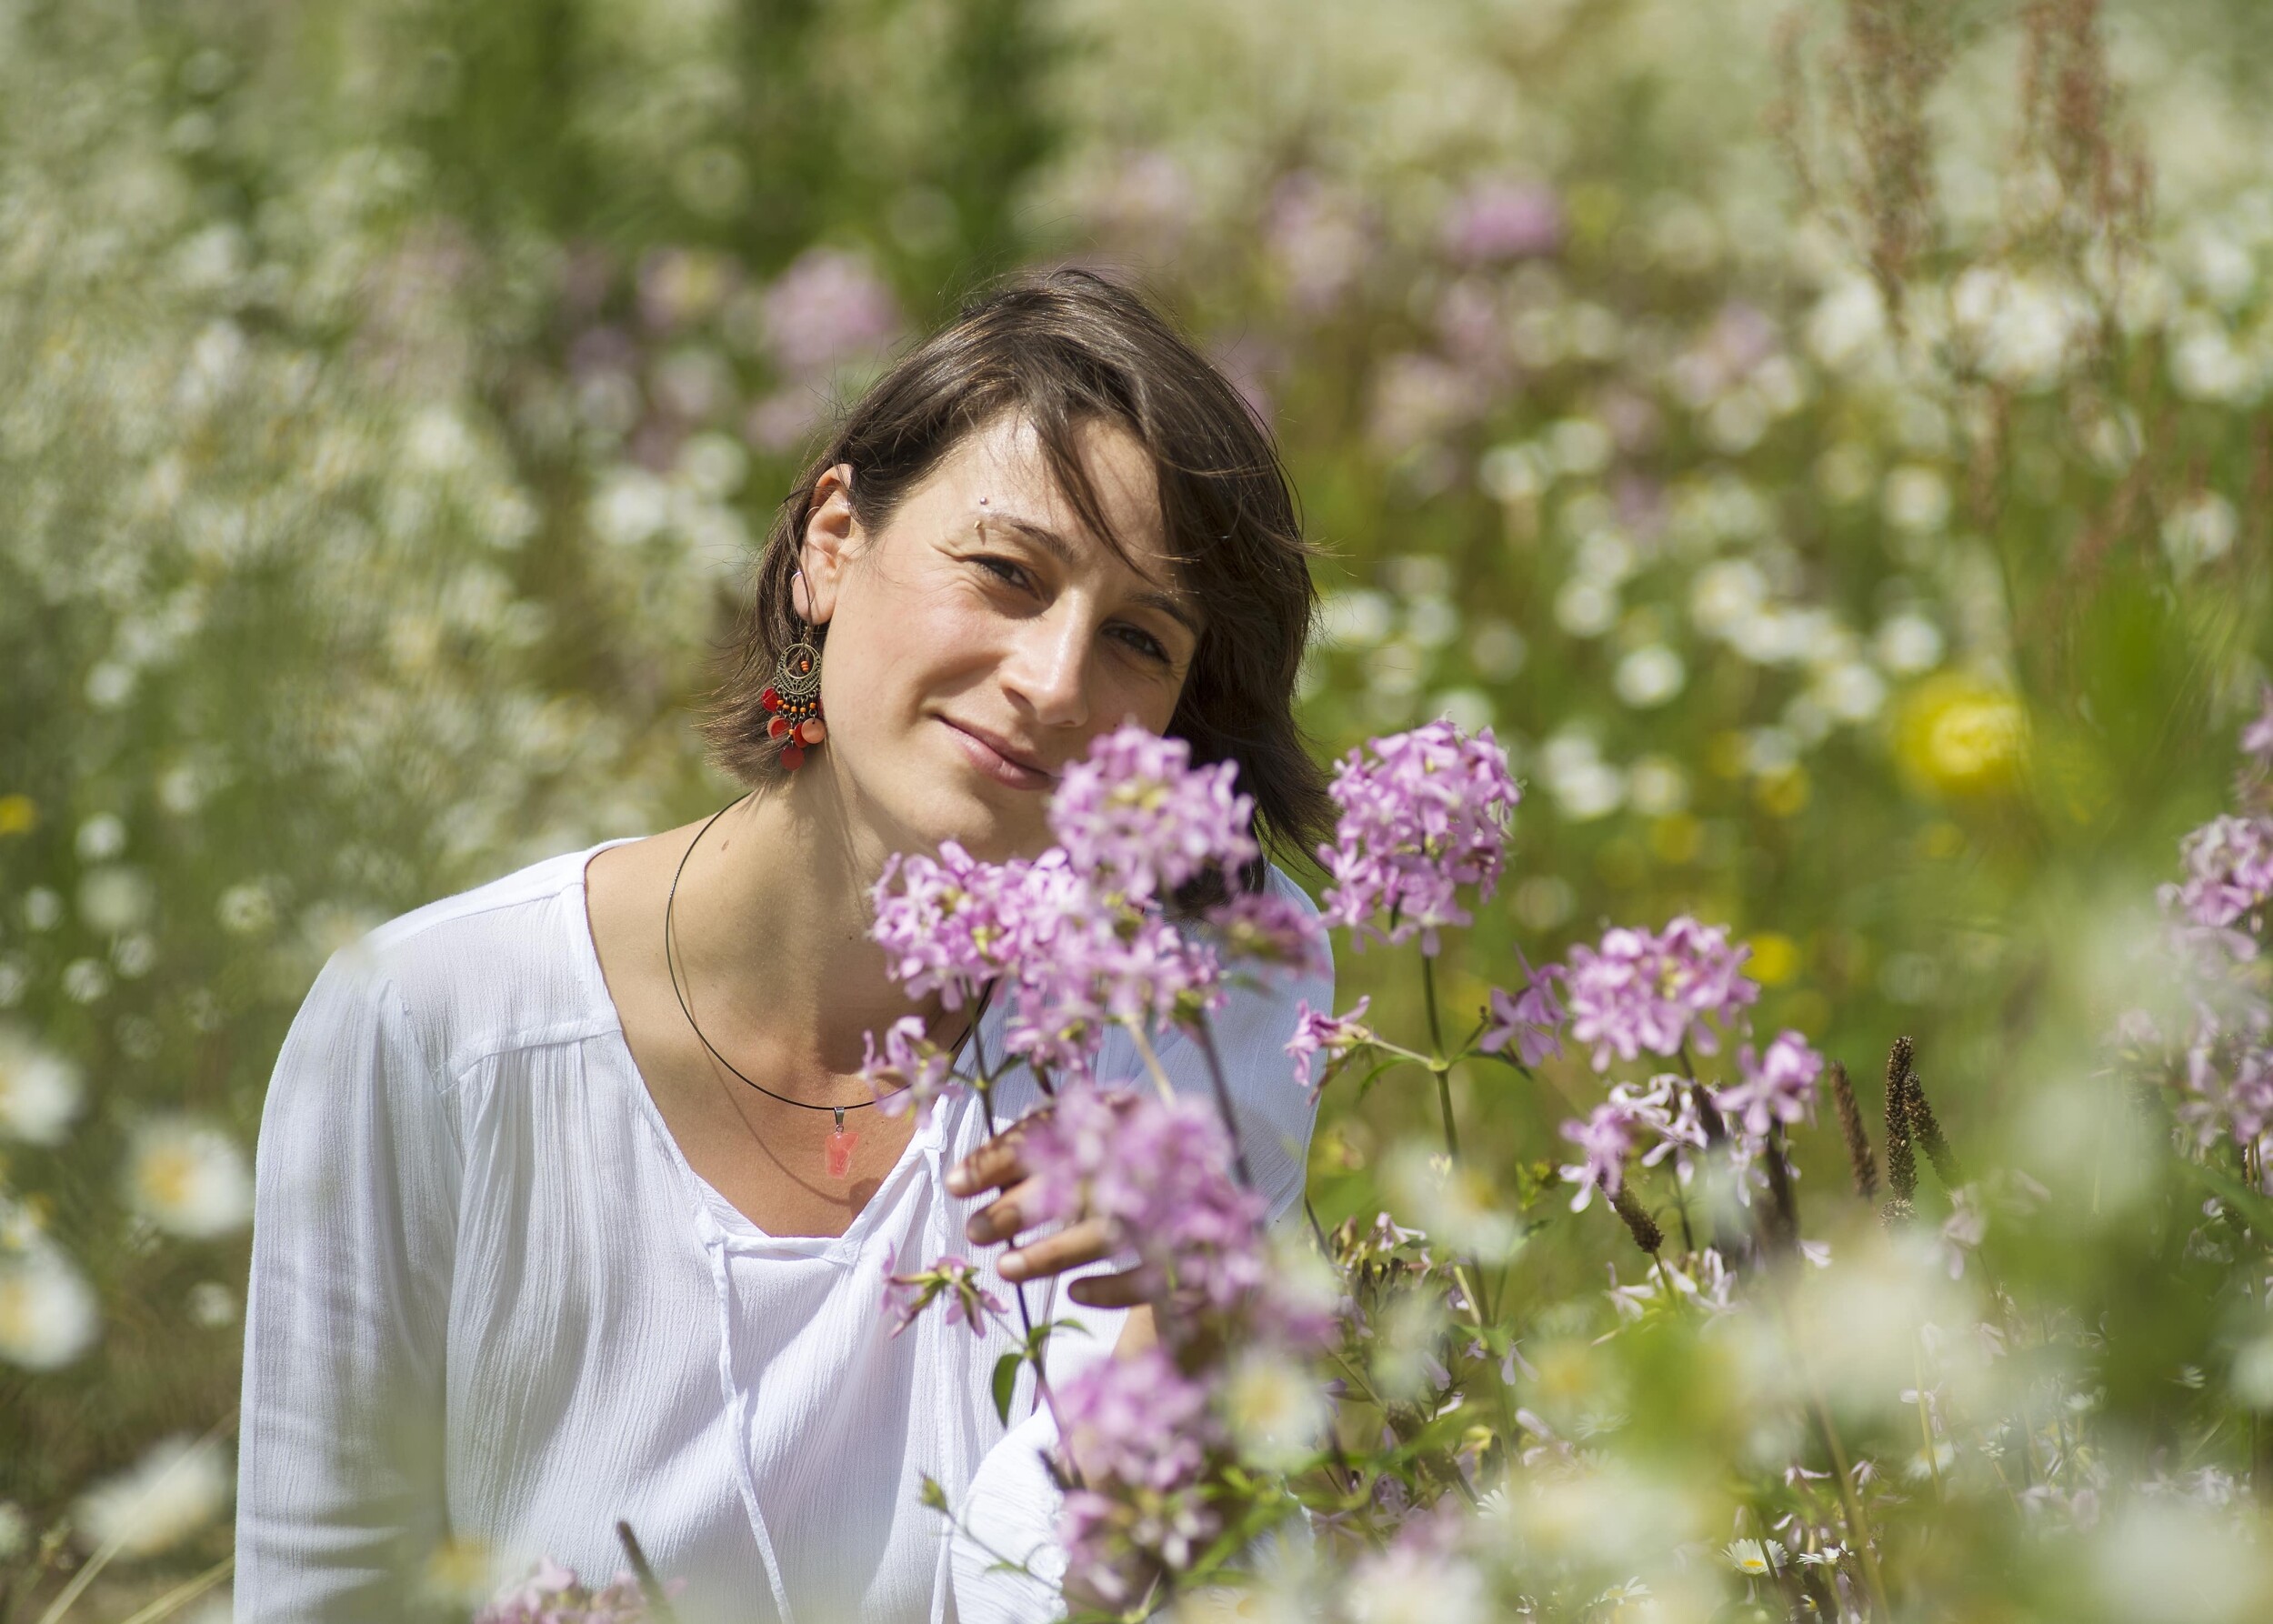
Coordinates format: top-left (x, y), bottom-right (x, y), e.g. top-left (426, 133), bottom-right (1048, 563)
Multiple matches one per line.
top-left (871, 726), bottom-right (1318, 1083)
top-left (1715, 1030), bottom-right (1827, 1138)
top-left (1556, 1077), bottom-right (1706, 1210)
top-left (1318, 720), bottom-right (1522, 954)
top-left (1056, 1345), bottom-right (1224, 1604)
top-left (2162, 815), bottom-right (2273, 939)
top-left (2148, 697), bottom-right (2273, 1154)
top-left (1547, 917), bottom-right (1759, 1070)
top-left (1019, 1087), bottom-right (1271, 1319)
top-left (1049, 727), bottom-right (1257, 900)
top-left (475, 1560), bottom-right (658, 1624)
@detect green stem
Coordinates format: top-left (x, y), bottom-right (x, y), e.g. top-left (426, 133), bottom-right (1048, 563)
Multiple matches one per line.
top-left (1420, 955), bottom-right (1461, 1165)
top-left (1420, 953), bottom-right (1449, 1063)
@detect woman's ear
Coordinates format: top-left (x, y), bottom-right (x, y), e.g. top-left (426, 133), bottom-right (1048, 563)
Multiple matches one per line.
top-left (796, 463), bottom-right (856, 626)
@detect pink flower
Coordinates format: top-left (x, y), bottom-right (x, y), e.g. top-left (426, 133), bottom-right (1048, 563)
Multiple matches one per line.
top-left (870, 841), bottom-right (1030, 1008)
top-left (1557, 917), bottom-right (1759, 1071)
top-left (2163, 814), bottom-right (2273, 934)
top-left (1205, 887), bottom-right (1328, 977)
top-left (1438, 175), bottom-right (1564, 264)
top-left (1285, 996), bottom-right (1375, 1094)
top-left (1715, 1030), bottom-right (1826, 1138)
top-left (2242, 686), bottom-right (2273, 763)
top-left (1481, 957), bottom-right (1564, 1067)
top-left (860, 1016), bottom-right (964, 1127)
top-left (1318, 720), bottom-right (1521, 955)
top-left (475, 1559), bottom-right (657, 1623)
top-left (1266, 171), bottom-right (1375, 316)
top-left (1019, 1087), bottom-right (1270, 1324)
top-left (760, 247), bottom-right (901, 377)
top-left (1048, 724), bottom-right (1257, 900)
top-left (1056, 1342), bottom-right (1217, 1490)
top-left (1558, 1101), bottom-right (1641, 1211)
top-left (878, 1243), bottom-right (1006, 1338)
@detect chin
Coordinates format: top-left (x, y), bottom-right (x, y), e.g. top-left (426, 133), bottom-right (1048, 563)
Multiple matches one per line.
top-left (876, 784), bottom-right (1046, 867)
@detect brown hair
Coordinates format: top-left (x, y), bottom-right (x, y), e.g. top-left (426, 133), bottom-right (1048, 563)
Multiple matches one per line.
top-left (698, 267), bottom-right (1334, 884)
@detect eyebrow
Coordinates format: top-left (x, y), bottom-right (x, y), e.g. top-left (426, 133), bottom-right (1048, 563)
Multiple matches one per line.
top-left (983, 513), bottom-right (1205, 638)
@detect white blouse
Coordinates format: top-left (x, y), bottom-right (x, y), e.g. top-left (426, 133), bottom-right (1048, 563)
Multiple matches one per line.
top-left (235, 837), bottom-right (1328, 1624)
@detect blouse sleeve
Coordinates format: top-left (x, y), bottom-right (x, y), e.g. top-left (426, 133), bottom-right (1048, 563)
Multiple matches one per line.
top-left (235, 945), bottom-right (463, 1622)
top-left (949, 866), bottom-right (1333, 1623)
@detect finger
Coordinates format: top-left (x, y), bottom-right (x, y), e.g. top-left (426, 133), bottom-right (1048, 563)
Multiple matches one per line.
top-left (946, 1128), bottom-right (1031, 1198)
top-left (1068, 1268), bottom-right (1163, 1309)
top-left (998, 1218), bottom-right (1117, 1282)
top-left (966, 1177), bottom-right (1045, 1247)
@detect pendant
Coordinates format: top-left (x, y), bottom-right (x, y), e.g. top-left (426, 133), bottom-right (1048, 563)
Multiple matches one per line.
top-left (825, 1106), bottom-right (857, 1179)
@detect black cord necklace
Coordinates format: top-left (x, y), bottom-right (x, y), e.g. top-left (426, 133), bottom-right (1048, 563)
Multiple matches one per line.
top-left (663, 797), bottom-right (973, 1178)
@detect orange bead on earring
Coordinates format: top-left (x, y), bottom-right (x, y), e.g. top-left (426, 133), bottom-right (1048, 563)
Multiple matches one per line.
top-left (762, 637), bottom-right (825, 770)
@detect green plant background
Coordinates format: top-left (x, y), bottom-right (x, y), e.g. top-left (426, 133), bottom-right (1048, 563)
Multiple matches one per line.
top-left (5, 0), bottom-right (2273, 1614)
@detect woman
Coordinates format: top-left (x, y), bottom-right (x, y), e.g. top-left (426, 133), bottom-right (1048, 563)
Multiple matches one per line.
top-left (235, 269), bottom-right (1336, 1624)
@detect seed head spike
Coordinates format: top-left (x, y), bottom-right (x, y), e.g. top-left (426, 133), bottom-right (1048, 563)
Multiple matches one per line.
top-left (1609, 1184), bottom-right (1665, 1256)
top-left (1830, 1061), bottom-right (1879, 1201)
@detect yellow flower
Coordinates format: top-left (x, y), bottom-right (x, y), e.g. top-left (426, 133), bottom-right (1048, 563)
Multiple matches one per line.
top-left (1898, 674), bottom-right (2028, 797)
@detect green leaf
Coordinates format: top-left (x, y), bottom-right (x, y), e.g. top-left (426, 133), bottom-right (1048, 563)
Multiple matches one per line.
top-left (2181, 1157), bottom-right (2273, 1239)
top-left (1352, 1059), bottom-right (1398, 1102)
top-left (992, 1351), bottom-right (1023, 1426)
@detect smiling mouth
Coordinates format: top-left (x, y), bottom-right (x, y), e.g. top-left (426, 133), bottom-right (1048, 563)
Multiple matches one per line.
top-left (940, 718), bottom-right (1057, 789)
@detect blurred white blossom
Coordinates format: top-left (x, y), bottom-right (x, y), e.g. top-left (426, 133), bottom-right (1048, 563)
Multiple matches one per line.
top-left (74, 1434), bottom-right (232, 1558)
top-left (125, 1118), bottom-right (253, 1239)
top-left (0, 1027), bottom-right (83, 1145)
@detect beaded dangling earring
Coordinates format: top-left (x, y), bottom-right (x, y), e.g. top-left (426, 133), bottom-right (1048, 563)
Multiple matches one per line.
top-left (762, 635), bottom-right (826, 770)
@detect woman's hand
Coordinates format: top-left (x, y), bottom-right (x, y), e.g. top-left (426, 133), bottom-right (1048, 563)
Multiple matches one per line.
top-left (946, 1111), bottom-right (1160, 1309)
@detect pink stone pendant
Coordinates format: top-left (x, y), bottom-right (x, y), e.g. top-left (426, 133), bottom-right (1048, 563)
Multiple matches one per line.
top-left (825, 1108), bottom-right (857, 1179)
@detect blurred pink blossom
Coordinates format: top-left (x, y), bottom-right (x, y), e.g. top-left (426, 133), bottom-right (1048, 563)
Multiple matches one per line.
top-left (761, 247), bottom-right (902, 377)
top-left (1438, 175), bottom-right (1563, 265)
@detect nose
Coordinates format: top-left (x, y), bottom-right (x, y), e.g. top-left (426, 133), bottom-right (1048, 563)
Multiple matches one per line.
top-left (999, 604), bottom-right (1090, 732)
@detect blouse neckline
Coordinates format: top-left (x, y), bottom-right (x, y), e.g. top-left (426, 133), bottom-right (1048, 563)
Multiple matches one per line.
top-left (565, 835), bottom-right (957, 1265)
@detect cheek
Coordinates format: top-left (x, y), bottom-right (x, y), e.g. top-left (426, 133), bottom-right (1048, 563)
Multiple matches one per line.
top-left (1091, 660), bottom-right (1186, 738)
top-left (821, 576), bottom-right (1000, 722)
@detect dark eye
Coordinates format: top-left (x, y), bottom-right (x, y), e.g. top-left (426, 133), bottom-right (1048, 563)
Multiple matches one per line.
top-left (1112, 623), bottom-right (1171, 665)
top-left (975, 555), bottom-right (1032, 591)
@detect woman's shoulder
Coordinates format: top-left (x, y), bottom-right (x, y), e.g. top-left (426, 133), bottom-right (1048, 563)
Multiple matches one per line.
top-left (297, 837), bottom-right (638, 1087)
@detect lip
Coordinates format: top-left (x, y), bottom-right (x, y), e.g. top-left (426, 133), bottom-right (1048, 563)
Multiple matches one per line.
top-left (940, 717), bottom-right (1058, 791)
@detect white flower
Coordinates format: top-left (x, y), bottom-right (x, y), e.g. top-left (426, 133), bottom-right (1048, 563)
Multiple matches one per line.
top-left (588, 467), bottom-right (674, 547)
top-left (1348, 1544), bottom-right (1488, 1624)
top-left (77, 866), bottom-right (154, 934)
top-left (1807, 276), bottom-right (1888, 373)
top-left (1613, 646), bottom-right (1686, 708)
top-left (73, 1434), bottom-right (232, 1558)
top-left (1554, 579), bottom-right (1618, 638)
top-left (1627, 755), bottom-right (1690, 816)
top-left (1874, 613), bottom-right (1944, 675)
top-left (0, 1499), bottom-right (26, 1561)
top-left (1815, 661), bottom-right (1887, 724)
top-left (1725, 1538), bottom-right (1783, 1575)
top-left (1951, 267), bottom-right (2087, 391)
top-left (1222, 1349), bottom-right (1330, 1471)
top-left (1882, 466), bottom-right (1951, 533)
top-left (0, 1248), bottom-right (100, 1370)
top-left (125, 1118), bottom-right (253, 1239)
top-left (0, 1027), bottom-right (83, 1145)
top-left (1689, 559), bottom-right (1767, 638)
top-left (1319, 589), bottom-right (1395, 650)
top-left (2162, 493), bottom-right (2238, 575)
top-left (215, 881), bottom-right (277, 937)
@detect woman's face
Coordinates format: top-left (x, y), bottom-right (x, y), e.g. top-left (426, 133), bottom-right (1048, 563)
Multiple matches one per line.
top-left (797, 410), bottom-right (1201, 864)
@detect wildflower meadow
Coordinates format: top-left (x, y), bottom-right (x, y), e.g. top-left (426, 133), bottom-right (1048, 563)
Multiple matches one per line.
top-left (7, 0), bottom-right (2273, 1619)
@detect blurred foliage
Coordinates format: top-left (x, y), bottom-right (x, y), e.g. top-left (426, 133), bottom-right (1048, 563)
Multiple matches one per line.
top-left (3, 0), bottom-right (2272, 1615)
